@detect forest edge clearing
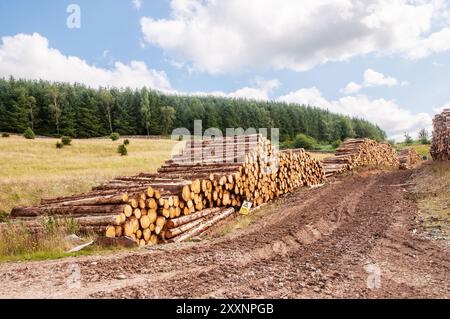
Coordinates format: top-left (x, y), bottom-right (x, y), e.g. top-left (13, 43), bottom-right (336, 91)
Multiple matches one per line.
top-left (0, 132), bottom-right (436, 259)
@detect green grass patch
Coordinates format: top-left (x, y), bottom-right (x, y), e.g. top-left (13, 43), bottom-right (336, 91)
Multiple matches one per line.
top-left (396, 142), bottom-right (431, 158)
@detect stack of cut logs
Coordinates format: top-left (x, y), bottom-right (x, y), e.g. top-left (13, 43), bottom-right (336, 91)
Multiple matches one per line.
top-left (431, 108), bottom-right (450, 161)
top-left (9, 134), bottom-right (326, 246)
top-left (322, 138), bottom-right (399, 177)
top-left (399, 149), bottom-right (422, 170)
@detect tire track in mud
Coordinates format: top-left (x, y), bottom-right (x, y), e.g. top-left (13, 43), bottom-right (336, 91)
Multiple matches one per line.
top-left (89, 173), bottom-right (378, 298)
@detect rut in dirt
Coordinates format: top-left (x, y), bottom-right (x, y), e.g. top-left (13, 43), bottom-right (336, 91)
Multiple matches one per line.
top-left (86, 170), bottom-right (449, 299)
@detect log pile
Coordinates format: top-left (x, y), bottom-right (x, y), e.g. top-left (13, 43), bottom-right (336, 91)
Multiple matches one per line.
top-left (431, 108), bottom-right (450, 161)
top-left (9, 134), bottom-right (326, 246)
top-left (322, 138), bottom-right (399, 177)
top-left (399, 149), bottom-right (422, 170)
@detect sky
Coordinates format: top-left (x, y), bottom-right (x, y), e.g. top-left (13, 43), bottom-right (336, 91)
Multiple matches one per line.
top-left (1, 0), bottom-right (450, 140)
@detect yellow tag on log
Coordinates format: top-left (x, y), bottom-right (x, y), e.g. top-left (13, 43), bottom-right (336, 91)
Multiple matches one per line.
top-left (239, 201), bottom-right (253, 215)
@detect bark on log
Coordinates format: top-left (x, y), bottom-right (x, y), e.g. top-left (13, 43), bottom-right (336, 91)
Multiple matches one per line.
top-left (170, 208), bottom-right (235, 243)
top-left (166, 207), bottom-right (222, 228)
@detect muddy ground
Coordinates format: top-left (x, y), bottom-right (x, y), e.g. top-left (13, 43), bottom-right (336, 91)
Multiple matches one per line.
top-left (0, 169), bottom-right (448, 298)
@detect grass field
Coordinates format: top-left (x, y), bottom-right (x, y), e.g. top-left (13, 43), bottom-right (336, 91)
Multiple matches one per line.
top-left (0, 135), bottom-right (178, 215)
top-left (396, 142), bottom-right (431, 158)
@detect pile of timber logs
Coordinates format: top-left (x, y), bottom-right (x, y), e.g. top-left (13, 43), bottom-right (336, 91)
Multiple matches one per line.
top-left (9, 134), bottom-right (326, 246)
top-left (322, 138), bottom-right (399, 177)
top-left (431, 108), bottom-right (450, 161)
top-left (399, 149), bottom-right (422, 170)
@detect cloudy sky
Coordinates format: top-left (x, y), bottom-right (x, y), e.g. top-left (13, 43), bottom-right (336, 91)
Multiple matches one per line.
top-left (1, 0), bottom-right (449, 140)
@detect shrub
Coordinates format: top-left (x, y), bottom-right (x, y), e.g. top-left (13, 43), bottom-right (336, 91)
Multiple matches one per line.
top-left (123, 139), bottom-right (130, 145)
top-left (117, 144), bottom-right (128, 156)
top-left (61, 136), bottom-right (72, 145)
top-left (0, 210), bottom-right (8, 223)
top-left (23, 127), bottom-right (35, 139)
top-left (293, 134), bottom-right (317, 150)
top-left (56, 142), bottom-right (64, 149)
top-left (332, 139), bottom-right (342, 149)
top-left (1, 133), bottom-right (10, 138)
top-left (419, 136), bottom-right (430, 145)
top-left (418, 128), bottom-right (430, 145)
top-left (110, 132), bottom-right (120, 141)
top-left (404, 133), bottom-right (413, 145)
top-left (280, 140), bottom-right (295, 150)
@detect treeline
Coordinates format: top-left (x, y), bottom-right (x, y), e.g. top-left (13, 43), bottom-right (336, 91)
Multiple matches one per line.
top-left (0, 78), bottom-right (386, 143)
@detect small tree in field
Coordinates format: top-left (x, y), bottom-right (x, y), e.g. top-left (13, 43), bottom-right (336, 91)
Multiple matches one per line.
top-left (117, 144), bottom-right (127, 156)
top-left (404, 132), bottom-right (413, 145)
top-left (23, 127), bottom-right (35, 139)
top-left (61, 136), bottom-right (72, 145)
top-left (110, 132), bottom-right (120, 141)
top-left (418, 128), bottom-right (430, 144)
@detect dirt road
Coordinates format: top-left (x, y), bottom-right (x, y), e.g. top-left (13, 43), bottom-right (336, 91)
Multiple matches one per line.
top-left (0, 169), bottom-right (449, 298)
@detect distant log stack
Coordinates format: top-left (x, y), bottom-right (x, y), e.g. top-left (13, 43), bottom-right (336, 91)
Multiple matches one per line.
top-left (431, 108), bottom-right (450, 161)
top-left (399, 149), bottom-right (422, 170)
top-left (322, 138), bottom-right (399, 177)
top-left (9, 134), bottom-right (326, 246)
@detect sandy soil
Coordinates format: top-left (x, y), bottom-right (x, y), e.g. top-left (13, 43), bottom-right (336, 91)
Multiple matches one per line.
top-left (0, 169), bottom-right (448, 298)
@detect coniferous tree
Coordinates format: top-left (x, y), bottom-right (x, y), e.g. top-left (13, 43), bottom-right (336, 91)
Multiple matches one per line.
top-left (140, 87), bottom-right (151, 136)
top-left (0, 78), bottom-right (386, 142)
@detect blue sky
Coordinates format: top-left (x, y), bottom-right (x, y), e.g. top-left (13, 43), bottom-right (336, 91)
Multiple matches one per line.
top-left (1, 0), bottom-right (450, 140)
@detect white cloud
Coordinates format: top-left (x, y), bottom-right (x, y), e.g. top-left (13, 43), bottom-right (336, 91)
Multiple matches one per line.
top-left (0, 33), bottom-right (171, 90)
top-left (341, 68), bottom-right (400, 94)
top-left (433, 104), bottom-right (450, 113)
top-left (341, 81), bottom-right (363, 94)
top-left (140, 0), bottom-right (450, 74)
top-left (132, 0), bottom-right (143, 10)
top-left (279, 87), bottom-right (432, 141)
top-left (363, 69), bottom-right (398, 87)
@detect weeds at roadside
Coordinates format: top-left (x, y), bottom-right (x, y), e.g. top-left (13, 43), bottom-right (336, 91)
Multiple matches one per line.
top-left (407, 162), bottom-right (450, 242)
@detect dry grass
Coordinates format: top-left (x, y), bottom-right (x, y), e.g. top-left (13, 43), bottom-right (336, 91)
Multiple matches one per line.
top-left (0, 217), bottom-right (79, 261)
top-left (0, 136), bottom-right (178, 214)
top-left (211, 208), bottom-right (270, 238)
top-left (0, 224), bottom-right (128, 262)
top-left (408, 161), bottom-right (450, 242)
top-left (0, 136), bottom-right (177, 261)
top-left (309, 152), bottom-right (333, 161)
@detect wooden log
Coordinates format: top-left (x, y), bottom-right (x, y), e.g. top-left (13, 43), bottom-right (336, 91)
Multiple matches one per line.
top-left (166, 207), bottom-right (222, 228)
top-left (40, 193), bottom-right (128, 207)
top-left (11, 204), bottom-right (128, 218)
top-left (165, 218), bottom-right (204, 239)
top-left (170, 208), bottom-right (235, 243)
